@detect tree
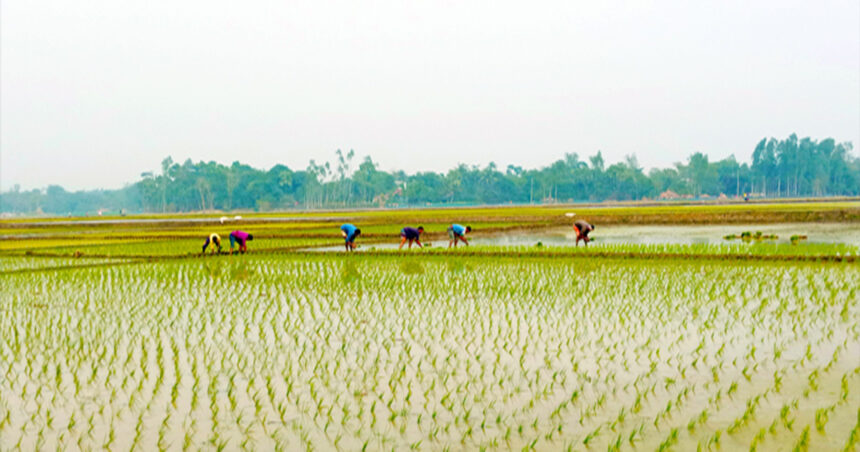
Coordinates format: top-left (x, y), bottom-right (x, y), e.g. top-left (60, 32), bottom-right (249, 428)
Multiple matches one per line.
top-left (681, 152), bottom-right (717, 197)
top-left (752, 138), bottom-right (776, 196)
top-left (589, 151), bottom-right (605, 171)
top-left (5, 134), bottom-right (857, 214)
top-left (160, 156), bottom-right (174, 213)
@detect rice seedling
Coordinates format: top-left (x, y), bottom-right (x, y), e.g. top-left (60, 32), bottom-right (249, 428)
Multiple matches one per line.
top-left (1, 214), bottom-right (858, 450)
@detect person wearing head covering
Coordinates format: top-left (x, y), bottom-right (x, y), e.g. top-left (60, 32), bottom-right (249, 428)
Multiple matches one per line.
top-left (573, 220), bottom-right (595, 247)
top-left (340, 224), bottom-right (361, 252)
top-left (399, 226), bottom-right (424, 249)
top-left (447, 224), bottom-right (471, 248)
top-left (202, 233), bottom-right (222, 254)
top-left (229, 230), bottom-right (254, 254)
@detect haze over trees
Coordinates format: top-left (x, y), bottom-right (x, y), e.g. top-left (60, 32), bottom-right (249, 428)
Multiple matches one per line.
top-left (2, 134), bottom-right (857, 215)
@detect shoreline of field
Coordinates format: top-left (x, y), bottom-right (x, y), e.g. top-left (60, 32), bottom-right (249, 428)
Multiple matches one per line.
top-left (2, 243), bottom-right (857, 276)
top-left (2, 199), bottom-right (859, 227)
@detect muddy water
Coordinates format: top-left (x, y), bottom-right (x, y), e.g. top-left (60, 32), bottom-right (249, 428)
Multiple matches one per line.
top-left (2, 256), bottom-right (858, 451)
top-left (480, 223), bottom-right (860, 247)
top-left (308, 223), bottom-right (860, 252)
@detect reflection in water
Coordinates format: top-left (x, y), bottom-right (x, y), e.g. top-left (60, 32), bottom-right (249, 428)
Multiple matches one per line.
top-left (399, 261), bottom-right (425, 275)
top-left (202, 262), bottom-right (222, 279)
top-left (342, 261), bottom-right (361, 284)
top-left (475, 223), bottom-right (860, 247)
top-left (568, 259), bottom-right (599, 276)
top-left (230, 262), bottom-right (254, 281)
top-left (304, 223), bottom-right (860, 252)
top-left (446, 261), bottom-right (471, 274)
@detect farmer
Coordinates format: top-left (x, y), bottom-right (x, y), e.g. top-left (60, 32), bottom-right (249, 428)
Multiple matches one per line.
top-left (573, 220), bottom-right (594, 247)
top-left (202, 232), bottom-right (222, 254)
top-left (229, 230), bottom-right (254, 254)
top-left (340, 223), bottom-right (361, 252)
top-left (447, 224), bottom-right (471, 248)
top-left (399, 226), bottom-right (424, 249)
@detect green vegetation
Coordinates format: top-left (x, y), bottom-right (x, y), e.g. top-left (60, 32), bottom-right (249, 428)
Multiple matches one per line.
top-left (1, 253), bottom-right (858, 450)
top-left (340, 243), bottom-right (860, 261)
top-left (14, 237), bottom-right (336, 258)
top-left (2, 134), bottom-right (857, 214)
top-left (3, 199), bottom-right (859, 227)
top-left (3, 201), bottom-right (858, 259)
top-left (1, 204), bottom-right (858, 450)
top-left (724, 231), bottom-right (779, 242)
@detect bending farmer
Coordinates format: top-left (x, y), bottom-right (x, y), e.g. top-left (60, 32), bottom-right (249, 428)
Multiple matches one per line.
top-left (573, 220), bottom-right (594, 247)
top-left (229, 230), bottom-right (254, 254)
top-left (341, 223), bottom-right (361, 252)
top-left (447, 224), bottom-right (471, 248)
top-left (202, 233), bottom-right (222, 254)
top-left (399, 226), bottom-right (424, 249)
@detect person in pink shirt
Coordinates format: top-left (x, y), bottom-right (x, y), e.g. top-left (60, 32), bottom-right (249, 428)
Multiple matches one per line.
top-left (229, 230), bottom-right (254, 254)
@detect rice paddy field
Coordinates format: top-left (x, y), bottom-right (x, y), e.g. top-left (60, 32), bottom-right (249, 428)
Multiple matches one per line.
top-left (1, 201), bottom-right (859, 451)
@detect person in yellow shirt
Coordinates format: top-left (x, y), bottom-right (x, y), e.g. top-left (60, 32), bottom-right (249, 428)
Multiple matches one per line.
top-left (202, 233), bottom-right (222, 254)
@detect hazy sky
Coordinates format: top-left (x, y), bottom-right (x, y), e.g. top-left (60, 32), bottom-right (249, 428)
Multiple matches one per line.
top-left (2, 0), bottom-right (858, 191)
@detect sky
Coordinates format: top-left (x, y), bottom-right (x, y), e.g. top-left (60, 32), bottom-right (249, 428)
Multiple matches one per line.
top-left (2, 0), bottom-right (858, 191)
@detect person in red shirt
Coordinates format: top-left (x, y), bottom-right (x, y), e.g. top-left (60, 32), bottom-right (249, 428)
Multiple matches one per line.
top-left (573, 220), bottom-right (594, 247)
top-left (229, 230), bottom-right (254, 254)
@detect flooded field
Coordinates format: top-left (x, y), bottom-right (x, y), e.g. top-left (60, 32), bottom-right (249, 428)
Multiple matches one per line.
top-left (1, 255), bottom-right (858, 451)
top-left (312, 223), bottom-right (860, 252)
top-left (478, 223), bottom-right (860, 247)
top-left (2, 204), bottom-right (859, 451)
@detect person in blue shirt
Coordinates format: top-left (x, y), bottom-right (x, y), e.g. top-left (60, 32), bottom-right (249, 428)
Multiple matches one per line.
top-left (340, 223), bottom-right (361, 251)
top-left (447, 224), bottom-right (471, 248)
top-left (399, 226), bottom-right (424, 249)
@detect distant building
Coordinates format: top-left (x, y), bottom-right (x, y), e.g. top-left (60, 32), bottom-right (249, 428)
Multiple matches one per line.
top-left (659, 190), bottom-right (681, 200)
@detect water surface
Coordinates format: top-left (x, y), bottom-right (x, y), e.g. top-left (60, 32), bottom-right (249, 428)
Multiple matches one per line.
top-left (310, 223), bottom-right (860, 251)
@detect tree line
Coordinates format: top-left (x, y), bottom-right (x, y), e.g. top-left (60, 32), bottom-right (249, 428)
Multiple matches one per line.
top-left (2, 134), bottom-right (857, 215)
